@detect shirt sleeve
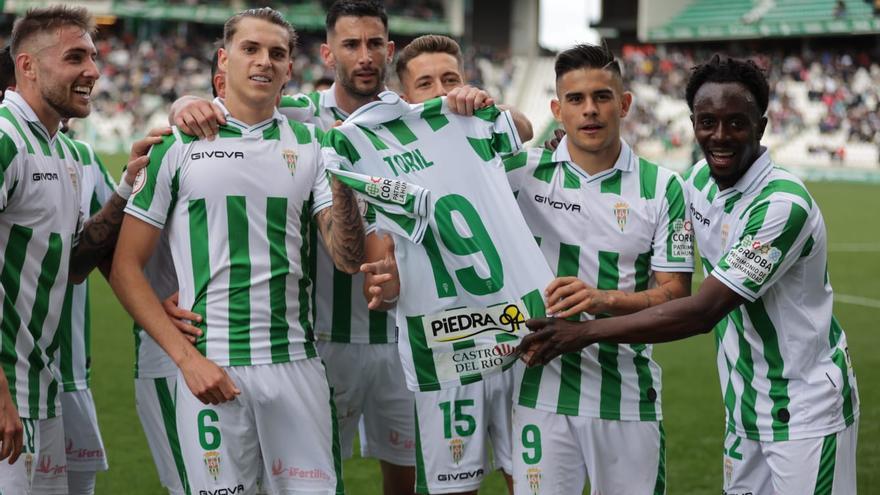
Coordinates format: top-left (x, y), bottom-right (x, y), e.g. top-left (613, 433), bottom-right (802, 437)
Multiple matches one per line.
top-left (91, 147), bottom-right (118, 206)
top-left (711, 198), bottom-right (813, 302)
top-left (651, 172), bottom-right (694, 272)
top-left (310, 134), bottom-right (333, 216)
top-left (327, 168), bottom-right (431, 244)
top-left (0, 130), bottom-right (22, 212)
top-left (501, 148), bottom-right (539, 194)
top-left (465, 105), bottom-right (524, 163)
top-left (125, 133), bottom-right (180, 229)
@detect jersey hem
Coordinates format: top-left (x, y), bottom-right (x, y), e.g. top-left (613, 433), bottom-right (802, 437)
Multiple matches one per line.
top-left (61, 381), bottom-right (89, 393)
top-left (727, 410), bottom-right (859, 442)
top-left (315, 334), bottom-right (396, 345)
top-left (519, 400), bottom-right (663, 422)
top-left (650, 262), bottom-right (694, 273)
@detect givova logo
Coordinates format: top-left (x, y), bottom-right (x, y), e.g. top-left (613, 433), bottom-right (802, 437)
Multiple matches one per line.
top-left (199, 485), bottom-right (244, 495)
top-left (32, 172), bottom-right (59, 181)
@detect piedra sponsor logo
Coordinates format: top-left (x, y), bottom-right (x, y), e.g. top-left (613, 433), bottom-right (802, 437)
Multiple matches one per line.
top-left (427, 304), bottom-right (526, 343)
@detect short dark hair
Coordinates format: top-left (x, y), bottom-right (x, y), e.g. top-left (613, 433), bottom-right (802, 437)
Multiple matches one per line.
top-left (0, 46), bottom-right (15, 93)
top-left (396, 34), bottom-right (462, 81)
top-left (685, 54), bottom-right (769, 116)
top-left (224, 7), bottom-right (297, 57)
top-left (554, 43), bottom-right (621, 81)
top-left (325, 0), bottom-right (388, 34)
top-left (10, 5), bottom-right (96, 57)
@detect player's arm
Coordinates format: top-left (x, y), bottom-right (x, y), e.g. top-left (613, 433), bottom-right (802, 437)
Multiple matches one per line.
top-left (545, 271), bottom-right (692, 319)
top-left (445, 85), bottom-right (534, 141)
top-left (109, 216), bottom-right (239, 404)
top-left (68, 128), bottom-right (170, 284)
top-left (520, 274), bottom-right (745, 366)
top-left (315, 176), bottom-right (366, 274)
top-left (361, 232), bottom-right (399, 310)
top-left (0, 368), bottom-right (23, 463)
top-left (168, 95), bottom-right (225, 139)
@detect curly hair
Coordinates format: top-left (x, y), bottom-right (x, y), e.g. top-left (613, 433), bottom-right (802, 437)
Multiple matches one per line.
top-left (685, 54), bottom-right (769, 115)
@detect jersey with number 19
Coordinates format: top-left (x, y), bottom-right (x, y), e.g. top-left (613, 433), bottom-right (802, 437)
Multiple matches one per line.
top-left (684, 151), bottom-right (858, 441)
top-left (322, 92), bottom-right (554, 392)
top-left (505, 138), bottom-right (693, 420)
top-left (0, 92), bottom-right (83, 419)
top-left (126, 100), bottom-right (331, 366)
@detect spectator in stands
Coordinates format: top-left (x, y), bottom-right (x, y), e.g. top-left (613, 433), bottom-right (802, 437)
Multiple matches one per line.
top-left (0, 45), bottom-right (13, 103)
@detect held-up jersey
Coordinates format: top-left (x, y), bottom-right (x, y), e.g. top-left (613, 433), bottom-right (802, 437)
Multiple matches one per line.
top-left (322, 91), bottom-right (554, 392)
top-left (126, 99), bottom-right (331, 367)
top-left (684, 150), bottom-right (859, 441)
top-left (0, 91), bottom-right (83, 418)
top-left (281, 87), bottom-right (396, 344)
top-left (505, 138), bottom-right (693, 420)
top-left (56, 140), bottom-right (117, 392)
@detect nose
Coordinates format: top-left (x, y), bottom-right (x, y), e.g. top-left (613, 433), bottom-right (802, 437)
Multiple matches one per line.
top-left (84, 57), bottom-right (100, 81)
top-left (582, 96), bottom-right (599, 116)
top-left (710, 122), bottom-right (730, 144)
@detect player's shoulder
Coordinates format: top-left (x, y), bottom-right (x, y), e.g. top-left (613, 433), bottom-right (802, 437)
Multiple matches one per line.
top-left (749, 166), bottom-right (815, 213)
top-left (0, 110), bottom-right (29, 156)
top-left (279, 93), bottom-right (318, 122)
top-left (284, 118), bottom-right (323, 145)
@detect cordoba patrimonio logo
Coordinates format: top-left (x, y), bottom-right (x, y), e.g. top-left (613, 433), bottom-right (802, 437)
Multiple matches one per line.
top-left (613, 201), bottom-right (629, 232)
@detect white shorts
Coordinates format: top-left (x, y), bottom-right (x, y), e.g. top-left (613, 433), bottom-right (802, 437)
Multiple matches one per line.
top-left (316, 341), bottom-right (416, 466)
top-left (176, 359), bottom-right (343, 495)
top-left (414, 370), bottom-right (514, 494)
top-left (0, 416), bottom-right (68, 495)
top-left (135, 375), bottom-right (188, 495)
top-left (722, 419), bottom-right (858, 495)
top-left (60, 389), bottom-right (109, 472)
top-left (511, 405), bottom-right (664, 495)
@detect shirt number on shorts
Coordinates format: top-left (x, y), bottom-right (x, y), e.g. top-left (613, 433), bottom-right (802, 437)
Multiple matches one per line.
top-left (198, 409), bottom-right (221, 451)
top-left (439, 399), bottom-right (477, 438)
top-left (521, 424), bottom-right (542, 465)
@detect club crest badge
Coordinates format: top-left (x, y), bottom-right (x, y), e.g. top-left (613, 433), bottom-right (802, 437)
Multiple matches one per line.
top-left (526, 467), bottom-right (542, 495)
top-left (283, 149), bottom-right (297, 175)
top-left (613, 201), bottom-right (629, 232)
top-left (204, 451), bottom-right (221, 480)
top-left (449, 438), bottom-right (464, 465)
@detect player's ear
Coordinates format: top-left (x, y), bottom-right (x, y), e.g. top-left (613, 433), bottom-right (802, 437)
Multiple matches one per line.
top-left (551, 98), bottom-right (562, 124)
top-left (620, 91), bottom-right (633, 118)
top-left (386, 40), bottom-right (395, 64)
top-left (16, 52), bottom-right (36, 82)
top-left (218, 48), bottom-right (228, 73)
top-left (320, 43), bottom-right (334, 68)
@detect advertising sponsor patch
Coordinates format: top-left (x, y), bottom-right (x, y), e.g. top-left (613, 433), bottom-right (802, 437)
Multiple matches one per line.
top-left (724, 234), bottom-right (782, 285)
top-left (365, 176), bottom-right (408, 205)
top-left (671, 218), bottom-right (694, 258)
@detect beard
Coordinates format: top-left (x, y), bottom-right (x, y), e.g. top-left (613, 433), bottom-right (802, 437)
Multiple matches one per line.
top-left (41, 82), bottom-right (90, 120)
top-left (336, 64), bottom-right (386, 99)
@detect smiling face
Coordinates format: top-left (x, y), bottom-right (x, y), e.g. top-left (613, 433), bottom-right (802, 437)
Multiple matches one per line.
top-left (399, 51), bottom-right (463, 103)
top-left (552, 67), bottom-right (631, 158)
top-left (26, 25), bottom-right (99, 120)
top-left (323, 15), bottom-right (393, 99)
top-left (691, 81), bottom-right (767, 190)
top-left (219, 16), bottom-right (291, 111)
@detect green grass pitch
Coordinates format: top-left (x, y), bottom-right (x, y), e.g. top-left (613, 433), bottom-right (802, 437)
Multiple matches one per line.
top-left (86, 173), bottom-right (879, 493)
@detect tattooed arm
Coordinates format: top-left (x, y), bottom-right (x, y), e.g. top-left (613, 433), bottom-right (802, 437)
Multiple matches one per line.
top-left (68, 128), bottom-right (170, 284)
top-left (315, 177), bottom-right (365, 274)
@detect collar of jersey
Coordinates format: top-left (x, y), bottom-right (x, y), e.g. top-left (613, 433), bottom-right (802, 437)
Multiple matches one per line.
top-left (3, 90), bottom-right (58, 142)
top-left (213, 97), bottom-right (285, 134)
top-left (554, 136), bottom-right (635, 183)
top-left (345, 90), bottom-right (409, 127)
top-left (321, 84), bottom-right (349, 122)
top-left (715, 146), bottom-right (772, 199)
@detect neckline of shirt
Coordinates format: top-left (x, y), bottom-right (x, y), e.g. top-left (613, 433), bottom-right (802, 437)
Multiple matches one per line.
top-left (212, 97), bottom-right (285, 134)
top-left (553, 136), bottom-right (636, 183)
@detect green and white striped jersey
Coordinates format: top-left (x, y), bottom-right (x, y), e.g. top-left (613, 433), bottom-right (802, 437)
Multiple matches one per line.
top-left (126, 99), bottom-right (332, 367)
top-left (322, 91), bottom-right (554, 392)
top-left (685, 150), bottom-right (859, 441)
top-left (133, 231), bottom-right (179, 379)
top-left (506, 138), bottom-right (693, 420)
top-left (56, 140), bottom-right (117, 392)
top-left (0, 91), bottom-right (84, 419)
top-left (282, 86), bottom-right (397, 345)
